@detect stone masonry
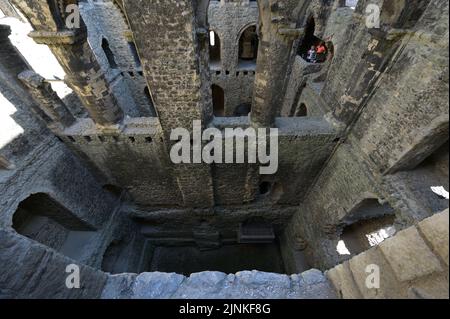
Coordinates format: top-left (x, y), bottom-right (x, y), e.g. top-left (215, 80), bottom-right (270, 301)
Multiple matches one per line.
top-left (0, 0), bottom-right (448, 299)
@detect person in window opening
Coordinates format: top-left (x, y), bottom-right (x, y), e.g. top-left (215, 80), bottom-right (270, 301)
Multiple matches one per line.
top-left (307, 45), bottom-right (317, 63)
top-left (315, 42), bottom-right (327, 63)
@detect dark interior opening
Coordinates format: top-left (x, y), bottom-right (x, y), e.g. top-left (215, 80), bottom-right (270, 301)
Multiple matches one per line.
top-left (298, 17), bottom-right (328, 63)
top-left (147, 242), bottom-right (286, 276)
top-left (212, 84), bottom-right (225, 117)
top-left (238, 25), bottom-right (258, 69)
top-left (294, 103), bottom-right (308, 117)
top-left (209, 30), bottom-right (221, 67)
top-left (259, 182), bottom-right (272, 195)
top-left (12, 193), bottom-right (96, 260)
top-left (234, 103), bottom-right (251, 117)
top-left (103, 184), bottom-right (123, 198)
top-left (102, 38), bottom-right (118, 69)
top-left (340, 214), bottom-right (396, 256)
top-left (337, 198), bottom-right (396, 257)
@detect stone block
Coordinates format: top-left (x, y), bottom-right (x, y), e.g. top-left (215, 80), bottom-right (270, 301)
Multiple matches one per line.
top-left (349, 247), bottom-right (405, 299)
top-left (418, 209), bottom-right (449, 265)
top-left (408, 272), bottom-right (449, 299)
top-left (379, 227), bottom-right (442, 282)
top-left (101, 273), bottom-right (137, 299)
top-left (132, 272), bottom-right (184, 299)
top-left (326, 262), bottom-right (362, 299)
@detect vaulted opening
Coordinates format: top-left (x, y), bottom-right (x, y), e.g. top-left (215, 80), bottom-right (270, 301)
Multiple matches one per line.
top-left (209, 30), bottom-right (221, 68)
top-left (238, 25), bottom-right (258, 69)
top-left (293, 103), bottom-right (308, 117)
top-left (336, 199), bottom-right (396, 257)
top-left (12, 193), bottom-right (96, 260)
top-left (298, 17), bottom-right (329, 63)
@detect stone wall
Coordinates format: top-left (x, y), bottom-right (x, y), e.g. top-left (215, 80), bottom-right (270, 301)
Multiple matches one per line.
top-left (80, 0), bottom-right (155, 117)
top-left (282, 0), bottom-right (449, 271)
top-left (209, 0), bottom-right (258, 115)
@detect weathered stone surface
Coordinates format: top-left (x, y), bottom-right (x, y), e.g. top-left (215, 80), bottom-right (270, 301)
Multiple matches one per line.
top-left (132, 272), bottom-right (185, 299)
top-left (349, 247), bottom-right (406, 299)
top-left (418, 210), bottom-right (449, 265)
top-left (0, 0), bottom-right (448, 300)
top-left (100, 269), bottom-right (337, 300)
top-left (379, 227), bottom-right (443, 282)
top-left (326, 262), bottom-right (362, 299)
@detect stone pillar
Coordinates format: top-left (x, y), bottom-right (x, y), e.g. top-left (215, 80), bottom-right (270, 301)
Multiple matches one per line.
top-left (18, 70), bottom-right (76, 128)
top-left (12, 0), bottom-right (123, 128)
top-left (122, 0), bottom-right (213, 133)
top-left (122, 0), bottom-right (214, 208)
top-left (250, 1), bottom-right (302, 128)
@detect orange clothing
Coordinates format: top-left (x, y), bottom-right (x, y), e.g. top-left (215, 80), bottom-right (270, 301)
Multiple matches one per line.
top-left (316, 45), bottom-right (326, 54)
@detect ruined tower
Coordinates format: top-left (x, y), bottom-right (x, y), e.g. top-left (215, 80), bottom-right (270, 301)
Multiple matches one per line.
top-left (0, 0), bottom-right (448, 299)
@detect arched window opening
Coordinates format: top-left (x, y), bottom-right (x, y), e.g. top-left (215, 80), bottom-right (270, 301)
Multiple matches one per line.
top-left (234, 103), bottom-right (251, 117)
top-left (298, 17), bottom-right (328, 64)
top-left (295, 103), bottom-right (308, 117)
top-left (336, 199), bottom-right (396, 256)
top-left (209, 31), bottom-right (221, 68)
top-left (212, 84), bottom-right (225, 117)
top-left (12, 193), bottom-right (96, 259)
top-left (338, 215), bottom-right (396, 256)
top-left (238, 25), bottom-right (258, 69)
top-left (102, 38), bottom-right (118, 69)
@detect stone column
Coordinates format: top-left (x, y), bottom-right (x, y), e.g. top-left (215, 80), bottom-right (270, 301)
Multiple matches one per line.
top-left (18, 70), bottom-right (76, 128)
top-left (250, 1), bottom-right (302, 128)
top-left (12, 0), bottom-right (123, 128)
top-left (122, 0), bottom-right (213, 133)
top-left (122, 0), bottom-right (215, 208)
